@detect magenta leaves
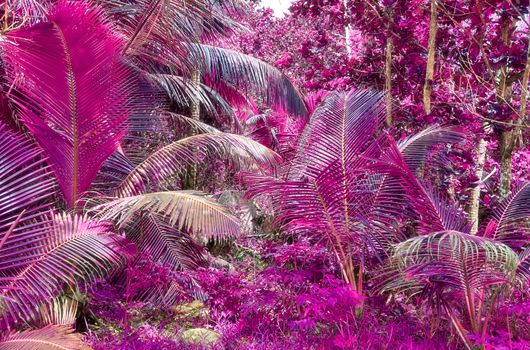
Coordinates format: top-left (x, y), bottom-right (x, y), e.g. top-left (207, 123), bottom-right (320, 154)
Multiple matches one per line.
top-left (1, 0), bottom-right (136, 208)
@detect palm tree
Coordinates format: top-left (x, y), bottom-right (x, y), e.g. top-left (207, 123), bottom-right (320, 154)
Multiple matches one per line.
top-left (244, 89), bottom-right (464, 297)
top-left (377, 142), bottom-right (530, 348)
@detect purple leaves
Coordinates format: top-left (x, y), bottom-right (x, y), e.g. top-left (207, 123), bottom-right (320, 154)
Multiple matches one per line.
top-left (1, 1), bottom-right (136, 207)
top-left (0, 213), bottom-right (132, 326)
top-left (0, 123), bottom-right (55, 239)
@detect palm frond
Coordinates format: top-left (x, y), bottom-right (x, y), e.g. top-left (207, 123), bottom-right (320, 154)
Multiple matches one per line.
top-left (148, 73), bottom-right (234, 117)
top-left (114, 132), bottom-right (280, 197)
top-left (288, 89), bottom-right (384, 179)
top-left (516, 246), bottom-right (530, 289)
top-left (397, 126), bottom-right (465, 173)
top-left (3, 0), bottom-right (50, 23)
top-left (0, 213), bottom-right (132, 324)
top-left (189, 44), bottom-right (308, 118)
top-left (0, 123), bottom-right (55, 225)
top-left (114, 0), bottom-right (207, 54)
top-left (129, 214), bottom-right (205, 269)
top-left (244, 161), bottom-right (395, 254)
top-left (36, 296), bottom-right (78, 327)
top-left (0, 325), bottom-right (87, 350)
top-left (91, 191), bottom-right (241, 241)
top-left (1, 1), bottom-right (136, 207)
top-left (373, 139), bottom-right (471, 235)
top-left (91, 151), bottom-right (136, 196)
top-left (0, 94), bottom-right (17, 131)
top-left (0, 123), bottom-right (56, 238)
top-left (491, 183), bottom-right (530, 246)
top-left (163, 112), bottom-right (221, 134)
top-left (384, 231), bottom-right (518, 327)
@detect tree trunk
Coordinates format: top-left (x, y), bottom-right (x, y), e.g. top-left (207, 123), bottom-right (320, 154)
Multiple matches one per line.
top-left (423, 0), bottom-right (438, 114)
top-left (497, 19), bottom-right (516, 198)
top-left (468, 137), bottom-right (486, 234)
top-left (499, 131), bottom-right (514, 198)
top-left (343, 0), bottom-right (351, 56)
top-left (385, 37), bottom-right (393, 126)
top-left (186, 69), bottom-right (201, 189)
top-left (190, 69), bottom-right (201, 122)
top-left (514, 29), bottom-right (530, 149)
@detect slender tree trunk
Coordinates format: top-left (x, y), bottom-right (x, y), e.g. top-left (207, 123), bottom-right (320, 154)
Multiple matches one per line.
top-left (514, 30), bottom-right (530, 149)
top-left (499, 130), bottom-right (514, 197)
top-left (2, 2), bottom-right (8, 31)
top-left (385, 37), bottom-right (393, 126)
top-left (468, 137), bottom-right (486, 234)
top-left (187, 69), bottom-right (201, 189)
top-left (190, 69), bottom-right (201, 122)
top-left (343, 0), bottom-right (351, 56)
top-left (423, 0), bottom-right (438, 114)
top-left (498, 20), bottom-right (515, 198)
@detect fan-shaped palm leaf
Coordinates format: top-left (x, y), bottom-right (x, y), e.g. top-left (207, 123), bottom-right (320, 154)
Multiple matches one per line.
top-left (1, 1), bottom-right (137, 207)
top-left (114, 132), bottom-right (280, 197)
top-left (91, 191), bottom-right (241, 241)
top-left (0, 213), bottom-right (132, 324)
top-left (0, 325), bottom-right (87, 350)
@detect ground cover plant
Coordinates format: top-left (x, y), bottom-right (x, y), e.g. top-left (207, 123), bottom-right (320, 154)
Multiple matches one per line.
top-left (0, 0), bottom-right (528, 349)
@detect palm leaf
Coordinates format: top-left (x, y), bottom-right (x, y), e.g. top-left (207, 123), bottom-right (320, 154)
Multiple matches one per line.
top-left (1, 1), bottom-right (136, 207)
top-left (0, 325), bottom-right (87, 350)
top-left (36, 296), bottom-right (78, 328)
top-left (163, 112), bottom-right (222, 134)
top-left (384, 230), bottom-right (518, 333)
top-left (0, 123), bottom-right (55, 235)
top-left (517, 246), bottom-right (530, 288)
top-left (114, 132), bottom-right (280, 197)
top-left (148, 73), bottom-right (234, 117)
top-left (0, 94), bottom-right (17, 131)
top-left (2, 0), bottom-right (50, 23)
top-left (490, 183), bottom-right (530, 245)
top-left (373, 139), bottom-right (471, 235)
top-left (129, 214), bottom-right (205, 269)
top-left (397, 126), bottom-right (465, 173)
top-left (288, 89), bottom-right (384, 179)
top-left (189, 44), bottom-right (308, 118)
top-left (91, 191), bottom-right (241, 241)
top-left (0, 213), bottom-right (132, 324)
